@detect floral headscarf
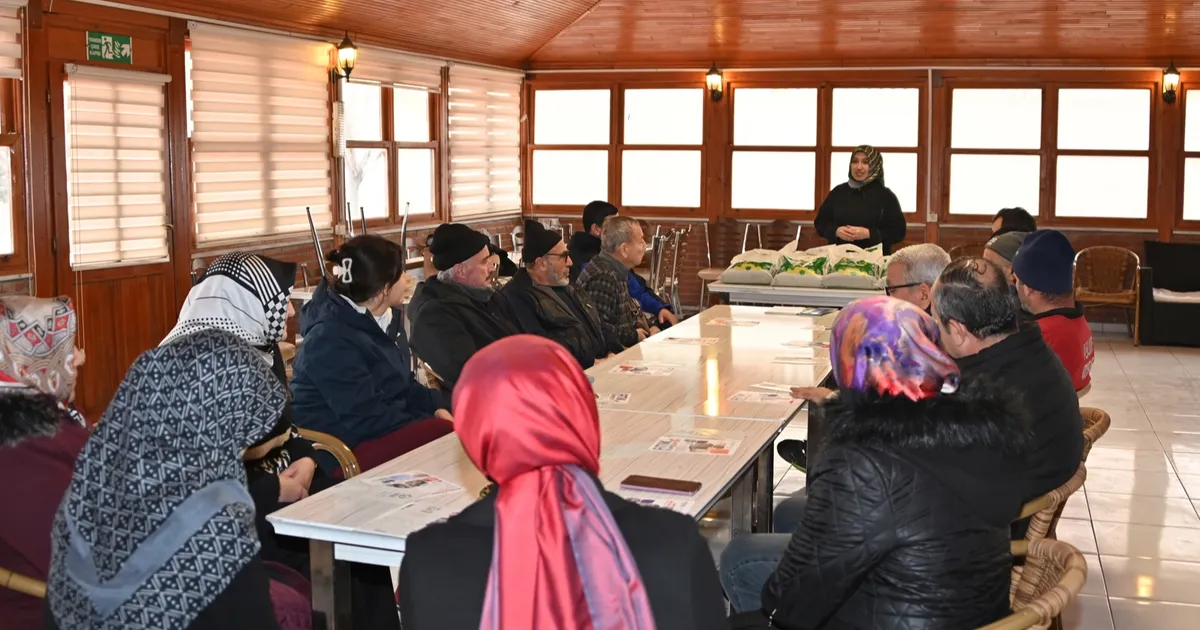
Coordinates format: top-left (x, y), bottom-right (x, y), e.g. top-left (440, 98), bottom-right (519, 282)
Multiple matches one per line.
top-left (847, 144), bottom-right (885, 187)
top-left (831, 296), bottom-right (959, 401)
top-left (0, 296), bottom-right (79, 402)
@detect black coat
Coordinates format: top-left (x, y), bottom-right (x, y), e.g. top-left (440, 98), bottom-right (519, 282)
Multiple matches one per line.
top-left (814, 182), bottom-right (906, 254)
top-left (407, 278), bottom-right (521, 391)
top-left (956, 324), bottom-right (1083, 504)
top-left (501, 269), bottom-right (610, 367)
top-left (762, 380), bottom-right (1028, 630)
top-left (567, 231), bottom-right (602, 284)
top-left (398, 488), bottom-right (729, 630)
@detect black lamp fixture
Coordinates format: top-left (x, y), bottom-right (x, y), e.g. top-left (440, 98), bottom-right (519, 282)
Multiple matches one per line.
top-left (334, 32), bottom-right (358, 81)
top-left (705, 63), bottom-right (723, 102)
top-left (1163, 61), bottom-right (1180, 104)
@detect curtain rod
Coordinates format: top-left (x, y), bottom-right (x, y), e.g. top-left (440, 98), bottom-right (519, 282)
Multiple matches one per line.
top-left (528, 65), bottom-right (1174, 74)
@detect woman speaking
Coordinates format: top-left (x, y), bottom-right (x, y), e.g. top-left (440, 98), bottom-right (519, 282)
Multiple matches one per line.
top-left (814, 145), bottom-right (906, 254)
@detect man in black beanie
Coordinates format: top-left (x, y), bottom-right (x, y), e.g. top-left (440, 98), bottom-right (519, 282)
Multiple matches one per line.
top-left (408, 223), bottom-right (520, 391)
top-left (502, 220), bottom-right (610, 368)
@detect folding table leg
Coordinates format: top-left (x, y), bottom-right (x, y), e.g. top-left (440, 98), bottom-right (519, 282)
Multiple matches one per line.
top-left (729, 469), bottom-right (754, 539)
top-left (310, 540), bottom-right (353, 630)
top-left (754, 449), bottom-right (774, 533)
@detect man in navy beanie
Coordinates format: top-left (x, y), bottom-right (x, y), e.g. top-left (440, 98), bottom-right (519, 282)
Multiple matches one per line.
top-left (1012, 230), bottom-right (1094, 392)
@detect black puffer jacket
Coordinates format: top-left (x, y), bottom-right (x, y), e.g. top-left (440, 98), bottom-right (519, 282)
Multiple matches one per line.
top-left (501, 269), bottom-right (610, 367)
top-left (762, 380), bottom-right (1028, 630)
top-left (407, 278), bottom-right (520, 392)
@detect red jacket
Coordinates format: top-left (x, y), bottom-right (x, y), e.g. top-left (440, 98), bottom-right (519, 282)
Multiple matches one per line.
top-left (1034, 305), bottom-right (1094, 392)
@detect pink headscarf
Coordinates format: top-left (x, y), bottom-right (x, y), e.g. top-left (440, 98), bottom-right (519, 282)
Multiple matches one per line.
top-left (453, 335), bottom-right (656, 630)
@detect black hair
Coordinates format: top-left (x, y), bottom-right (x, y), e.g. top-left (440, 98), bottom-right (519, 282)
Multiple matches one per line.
top-left (933, 257), bottom-right (1020, 339)
top-left (582, 200), bottom-right (619, 232)
top-left (992, 207), bottom-right (1037, 236)
top-left (326, 234), bottom-right (406, 303)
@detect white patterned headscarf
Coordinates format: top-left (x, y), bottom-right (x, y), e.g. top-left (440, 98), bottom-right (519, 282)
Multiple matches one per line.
top-left (46, 329), bottom-right (286, 630)
top-left (162, 253), bottom-right (296, 352)
top-left (0, 296), bottom-right (79, 401)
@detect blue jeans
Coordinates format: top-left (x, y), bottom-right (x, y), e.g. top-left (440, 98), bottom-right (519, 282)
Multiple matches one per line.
top-left (719, 493), bottom-right (809, 613)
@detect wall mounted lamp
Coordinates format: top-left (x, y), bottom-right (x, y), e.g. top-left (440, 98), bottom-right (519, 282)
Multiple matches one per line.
top-left (1164, 61), bottom-right (1180, 104)
top-left (706, 63), bottom-right (723, 102)
top-left (332, 33), bottom-right (358, 82)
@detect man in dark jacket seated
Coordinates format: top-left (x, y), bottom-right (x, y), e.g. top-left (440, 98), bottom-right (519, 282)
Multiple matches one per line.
top-left (503, 220), bottom-right (610, 368)
top-left (577, 216), bottom-right (653, 351)
top-left (932, 256), bottom-right (1083, 536)
top-left (408, 223), bottom-right (520, 391)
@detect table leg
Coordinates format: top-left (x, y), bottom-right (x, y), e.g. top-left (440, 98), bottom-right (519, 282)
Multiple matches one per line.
top-left (729, 468), bottom-right (754, 539)
top-left (310, 540), bottom-right (353, 630)
top-left (754, 448), bottom-right (774, 533)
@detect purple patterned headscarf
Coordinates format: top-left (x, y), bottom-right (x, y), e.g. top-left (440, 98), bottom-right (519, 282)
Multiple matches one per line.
top-left (831, 296), bottom-right (960, 401)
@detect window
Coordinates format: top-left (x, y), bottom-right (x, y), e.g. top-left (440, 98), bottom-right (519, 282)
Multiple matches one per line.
top-left (447, 65), bottom-right (522, 219)
top-left (621, 88), bottom-right (703, 208)
top-left (831, 88), bottom-right (920, 213)
top-left (1184, 91), bottom-right (1200, 222)
top-left (730, 88), bottom-right (817, 211)
top-left (531, 89), bottom-right (610, 206)
top-left (1054, 89), bottom-right (1150, 219)
top-left (64, 66), bottom-right (171, 269)
top-left (188, 24), bottom-right (333, 244)
top-left (343, 47), bottom-right (445, 222)
top-left (0, 5), bottom-right (23, 260)
top-left (948, 88), bottom-right (1042, 215)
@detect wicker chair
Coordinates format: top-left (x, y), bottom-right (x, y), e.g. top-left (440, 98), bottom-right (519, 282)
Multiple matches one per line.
top-left (1079, 407), bottom-right (1111, 463)
top-left (978, 540), bottom-right (1088, 630)
top-left (0, 566), bottom-right (46, 599)
top-left (948, 243), bottom-right (987, 260)
top-left (1012, 464), bottom-right (1086, 592)
top-left (1074, 246), bottom-right (1140, 345)
top-left (297, 428), bottom-right (360, 479)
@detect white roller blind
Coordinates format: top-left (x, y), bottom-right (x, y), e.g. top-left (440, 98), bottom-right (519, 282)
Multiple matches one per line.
top-left (188, 23), bottom-right (333, 244)
top-left (447, 65), bottom-right (522, 219)
top-left (0, 1), bottom-right (25, 80)
top-left (351, 46), bottom-right (444, 92)
top-left (65, 65), bottom-right (171, 269)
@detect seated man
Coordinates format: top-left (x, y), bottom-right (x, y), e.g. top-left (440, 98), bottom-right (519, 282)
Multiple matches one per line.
top-left (503, 220), bottom-right (610, 368)
top-left (1012, 230), bottom-right (1095, 392)
top-left (933, 257), bottom-right (1082, 533)
top-left (408, 223), bottom-right (520, 391)
top-left (982, 231), bottom-right (1028, 284)
top-left (577, 216), bottom-right (651, 351)
top-left (884, 243), bottom-right (951, 313)
top-left (991, 206), bottom-right (1038, 237)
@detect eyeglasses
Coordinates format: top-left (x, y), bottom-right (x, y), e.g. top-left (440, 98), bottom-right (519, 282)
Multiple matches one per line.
top-left (545, 251), bottom-right (571, 261)
top-left (884, 282), bottom-right (921, 296)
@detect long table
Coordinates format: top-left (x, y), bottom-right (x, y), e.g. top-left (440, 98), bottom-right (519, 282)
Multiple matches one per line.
top-left (708, 281), bottom-right (883, 307)
top-left (268, 304), bottom-right (832, 629)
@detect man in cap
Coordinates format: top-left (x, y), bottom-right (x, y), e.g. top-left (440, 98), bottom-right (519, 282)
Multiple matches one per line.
top-left (982, 231), bottom-right (1028, 285)
top-left (502, 220), bottom-right (609, 368)
top-left (1011, 230), bottom-right (1094, 392)
top-left (408, 223), bottom-right (520, 391)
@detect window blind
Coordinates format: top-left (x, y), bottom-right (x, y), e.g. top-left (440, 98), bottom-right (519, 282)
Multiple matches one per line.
top-left (351, 46), bottom-right (445, 92)
top-left (65, 65), bottom-right (171, 269)
top-left (0, 1), bottom-right (25, 80)
top-left (447, 64), bottom-right (522, 219)
top-left (188, 23), bottom-right (333, 244)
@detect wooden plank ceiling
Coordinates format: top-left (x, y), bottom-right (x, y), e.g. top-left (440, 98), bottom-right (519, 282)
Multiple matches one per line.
top-left (118, 0), bottom-right (1200, 69)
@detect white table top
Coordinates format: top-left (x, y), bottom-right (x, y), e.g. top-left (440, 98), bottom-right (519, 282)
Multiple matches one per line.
top-left (267, 409), bottom-right (789, 565)
top-left (708, 282), bottom-right (883, 307)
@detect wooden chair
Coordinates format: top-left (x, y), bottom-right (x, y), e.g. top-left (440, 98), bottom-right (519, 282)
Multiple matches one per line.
top-left (1012, 464), bottom-right (1086, 591)
top-left (978, 539), bottom-right (1088, 630)
top-left (1074, 246), bottom-right (1141, 345)
top-left (948, 243), bottom-right (987, 260)
top-left (1079, 407), bottom-right (1111, 463)
top-left (420, 361), bottom-right (446, 391)
top-left (297, 428), bottom-right (360, 479)
top-left (0, 566), bottom-right (46, 599)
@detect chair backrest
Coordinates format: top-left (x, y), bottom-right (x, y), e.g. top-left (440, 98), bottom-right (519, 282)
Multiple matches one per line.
top-left (0, 566), bottom-right (47, 599)
top-left (1073, 246), bottom-right (1139, 294)
top-left (1079, 407), bottom-right (1111, 462)
top-left (948, 243), bottom-right (987, 260)
top-left (1143, 240), bottom-right (1200, 292)
top-left (297, 428), bottom-right (361, 479)
top-left (978, 539), bottom-right (1088, 629)
top-left (1012, 464), bottom-right (1086, 599)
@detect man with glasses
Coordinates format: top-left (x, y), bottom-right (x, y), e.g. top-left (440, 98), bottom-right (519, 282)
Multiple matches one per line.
top-left (503, 220), bottom-right (609, 368)
top-left (884, 243), bottom-right (952, 314)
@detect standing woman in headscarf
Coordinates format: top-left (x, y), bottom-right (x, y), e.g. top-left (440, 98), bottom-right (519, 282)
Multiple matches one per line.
top-left (398, 335), bottom-right (728, 630)
top-left (0, 297), bottom-right (88, 629)
top-left (814, 145), bottom-right (907, 254)
top-left (720, 297), bottom-right (1027, 629)
top-left (45, 330), bottom-right (285, 630)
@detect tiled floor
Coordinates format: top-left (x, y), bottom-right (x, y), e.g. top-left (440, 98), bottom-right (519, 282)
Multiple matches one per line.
top-left (712, 332), bottom-right (1200, 628)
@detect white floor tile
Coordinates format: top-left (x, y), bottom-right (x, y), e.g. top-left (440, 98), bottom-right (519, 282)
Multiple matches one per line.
top-left (1158, 433), bottom-right (1200, 454)
top-left (1061, 594), bottom-right (1115, 630)
top-left (1061, 492), bottom-right (1090, 521)
top-left (1057, 518), bottom-right (1099, 554)
top-left (1080, 554), bottom-right (1108, 596)
top-left (1085, 469), bottom-right (1189, 499)
top-left (1096, 429), bottom-right (1165, 451)
top-left (1179, 474), bottom-right (1200, 499)
top-left (1085, 493), bottom-right (1200, 529)
top-left (1092, 522), bottom-right (1200, 563)
top-left (1148, 414), bottom-right (1200, 435)
top-left (1168, 453), bottom-right (1200, 476)
top-left (1087, 448), bottom-right (1173, 472)
top-left (1101, 556), bottom-right (1200, 604)
top-left (1108, 598), bottom-right (1200, 630)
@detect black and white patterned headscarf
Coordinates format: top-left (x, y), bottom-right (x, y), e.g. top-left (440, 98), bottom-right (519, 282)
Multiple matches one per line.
top-left (46, 329), bottom-right (286, 630)
top-left (162, 253), bottom-right (297, 352)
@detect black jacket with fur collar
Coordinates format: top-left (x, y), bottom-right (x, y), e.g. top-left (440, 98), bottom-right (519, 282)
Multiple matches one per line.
top-left (762, 380), bottom-right (1028, 630)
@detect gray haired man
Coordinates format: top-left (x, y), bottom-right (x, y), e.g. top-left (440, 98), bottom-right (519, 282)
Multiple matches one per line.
top-left (885, 243), bottom-right (952, 314)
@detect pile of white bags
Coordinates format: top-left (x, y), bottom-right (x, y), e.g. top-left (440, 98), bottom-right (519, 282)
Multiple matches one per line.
top-left (720, 241), bottom-right (887, 289)
top-left (719, 249), bottom-right (782, 285)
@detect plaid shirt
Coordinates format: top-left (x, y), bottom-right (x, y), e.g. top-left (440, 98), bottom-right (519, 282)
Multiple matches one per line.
top-left (576, 251), bottom-right (640, 350)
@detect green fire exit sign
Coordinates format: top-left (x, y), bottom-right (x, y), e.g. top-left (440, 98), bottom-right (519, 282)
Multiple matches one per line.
top-left (86, 32), bottom-right (132, 64)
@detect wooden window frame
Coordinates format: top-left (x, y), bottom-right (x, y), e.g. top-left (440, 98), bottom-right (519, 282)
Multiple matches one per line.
top-left (1176, 84), bottom-right (1200, 229)
top-left (0, 78), bottom-right (28, 274)
top-left (943, 78), bottom-right (1159, 230)
top-left (526, 82), bottom-right (616, 218)
top-left (344, 84), bottom-right (443, 231)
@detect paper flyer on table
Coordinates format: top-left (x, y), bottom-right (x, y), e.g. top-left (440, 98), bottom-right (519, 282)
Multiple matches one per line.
top-left (619, 494), bottom-right (696, 515)
top-left (729, 390), bottom-right (793, 404)
top-left (661, 336), bottom-right (720, 346)
top-left (361, 471), bottom-right (462, 503)
top-left (611, 361), bottom-right (678, 376)
top-left (750, 381), bottom-right (797, 394)
top-left (706, 318), bottom-right (760, 327)
top-left (650, 430), bottom-right (741, 456)
top-left (595, 392), bottom-right (631, 405)
top-left (782, 339), bottom-right (830, 349)
top-left (766, 306), bottom-right (838, 317)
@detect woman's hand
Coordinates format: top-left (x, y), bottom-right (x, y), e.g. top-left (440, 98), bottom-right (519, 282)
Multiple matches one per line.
top-left (835, 226), bottom-right (857, 241)
top-left (435, 408), bottom-right (454, 422)
top-left (281, 457), bottom-right (316, 491)
top-left (278, 475), bottom-right (310, 503)
top-left (791, 386), bottom-right (835, 403)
